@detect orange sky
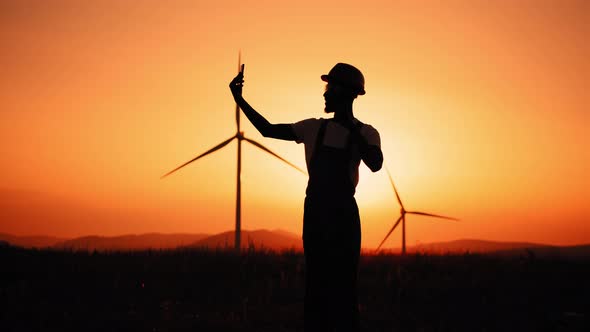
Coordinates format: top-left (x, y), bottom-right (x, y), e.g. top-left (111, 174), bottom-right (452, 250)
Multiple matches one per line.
top-left (1, 0), bottom-right (588, 248)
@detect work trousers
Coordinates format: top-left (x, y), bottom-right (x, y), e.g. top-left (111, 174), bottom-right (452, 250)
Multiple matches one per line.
top-left (303, 195), bottom-right (361, 332)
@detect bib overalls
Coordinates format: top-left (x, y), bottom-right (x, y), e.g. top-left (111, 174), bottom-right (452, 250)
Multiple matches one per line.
top-left (303, 119), bottom-right (361, 332)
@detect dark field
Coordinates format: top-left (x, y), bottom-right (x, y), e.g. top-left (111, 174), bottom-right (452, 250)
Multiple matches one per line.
top-left (1, 246), bottom-right (588, 332)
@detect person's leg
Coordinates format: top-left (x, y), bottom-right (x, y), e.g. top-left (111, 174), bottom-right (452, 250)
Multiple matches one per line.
top-left (304, 246), bottom-right (319, 331)
top-left (326, 246), bottom-right (359, 331)
top-left (305, 196), bottom-right (361, 332)
top-left (350, 199), bottom-right (362, 331)
top-left (348, 245), bottom-right (361, 332)
top-left (304, 197), bottom-right (330, 332)
top-left (334, 199), bottom-right (361, 332)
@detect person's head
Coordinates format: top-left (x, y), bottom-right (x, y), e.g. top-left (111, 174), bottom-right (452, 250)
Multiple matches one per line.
top-left (321, 63), bottom-right (365, 113)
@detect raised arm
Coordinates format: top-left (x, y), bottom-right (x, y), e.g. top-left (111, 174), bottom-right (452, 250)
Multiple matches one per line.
top-left (229, 70), bottom-right (296, 141)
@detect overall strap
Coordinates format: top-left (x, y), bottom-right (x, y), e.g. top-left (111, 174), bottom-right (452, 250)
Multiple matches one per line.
top-left (308, 119), bottom-right (328, 172)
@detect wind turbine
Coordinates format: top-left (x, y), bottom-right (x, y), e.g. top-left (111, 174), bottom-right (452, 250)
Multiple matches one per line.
top-left (161, 53), bottom-right (306, 251)
top-left (376, 168), bottom-right (459, 255)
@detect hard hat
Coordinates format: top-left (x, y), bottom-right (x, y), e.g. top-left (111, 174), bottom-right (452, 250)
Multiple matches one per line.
top-left (321, 63), bottom-right (366, 95)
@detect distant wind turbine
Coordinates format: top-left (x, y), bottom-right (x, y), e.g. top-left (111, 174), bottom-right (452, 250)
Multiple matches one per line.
top-left (161, 53), bottom-right (306, 251)
top-left (376, 168), bottom-right (459, 255)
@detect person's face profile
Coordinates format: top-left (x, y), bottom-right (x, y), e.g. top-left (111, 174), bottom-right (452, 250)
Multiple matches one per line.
top-left (323, 84), bottom-right (336, 113)
top-left (323, 83), bottom-right (355, 113)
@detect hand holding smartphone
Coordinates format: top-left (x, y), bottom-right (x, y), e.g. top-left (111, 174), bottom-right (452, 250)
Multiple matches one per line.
top-left (230, 64), bottom-right (245, 98)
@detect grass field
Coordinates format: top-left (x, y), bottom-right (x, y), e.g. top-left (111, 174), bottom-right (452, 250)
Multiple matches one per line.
top-left (1, 246), bottom-right (588, 331)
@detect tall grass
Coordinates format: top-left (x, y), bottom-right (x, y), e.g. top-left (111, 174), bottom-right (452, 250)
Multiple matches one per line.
top-left (1, 245), bottom-right (588, 331)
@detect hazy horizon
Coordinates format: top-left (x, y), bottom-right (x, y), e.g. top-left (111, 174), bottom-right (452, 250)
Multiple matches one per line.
top-left (3, 223), bottom-right (589, 249)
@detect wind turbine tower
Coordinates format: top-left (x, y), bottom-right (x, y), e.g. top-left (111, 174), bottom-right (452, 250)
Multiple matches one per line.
top-left (162, 53), bottom-right (305, 251)
top-left (377, 168), bottom-right (459, 255)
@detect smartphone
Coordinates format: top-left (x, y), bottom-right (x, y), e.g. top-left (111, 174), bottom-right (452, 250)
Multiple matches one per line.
top-left (240, 64), bottom-right (245, 74)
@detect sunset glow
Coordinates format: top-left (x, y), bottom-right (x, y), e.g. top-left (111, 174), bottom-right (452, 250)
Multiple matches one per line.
top-left (1, 0), bottom-right (588, 248)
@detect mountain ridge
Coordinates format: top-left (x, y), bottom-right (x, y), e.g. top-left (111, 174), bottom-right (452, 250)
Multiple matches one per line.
top-left (185, 229), bottom-right (302, 250)
top-left (53, 233), bottom-right (210, 251)
top-left (1, 231), bottom-right (589, 257)
top-left (0, 233), bottom-right (68, 248)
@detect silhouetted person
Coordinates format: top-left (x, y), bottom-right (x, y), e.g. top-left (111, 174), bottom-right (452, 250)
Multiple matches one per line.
top-left (230, 63), bottom-right (383, 332)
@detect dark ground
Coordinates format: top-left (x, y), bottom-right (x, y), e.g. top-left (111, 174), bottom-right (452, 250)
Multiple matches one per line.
top-left (1, 245), bottom-right (588, 332)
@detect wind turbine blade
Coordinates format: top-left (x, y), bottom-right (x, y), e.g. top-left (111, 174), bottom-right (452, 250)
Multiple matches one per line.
top-left (376, 215), bottom-right (403, 252)
top-left (161, 135), bottom-right (236, 179)
top-left (406, 211), bottom-right (460, 221)
top-left (385, 167), bottom-right (404, 208)
top-left (243, 137), bottom-right (306, 175)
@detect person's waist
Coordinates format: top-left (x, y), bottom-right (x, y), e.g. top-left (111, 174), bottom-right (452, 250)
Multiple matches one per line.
top-left (305, 189), bottom-right (356, 200)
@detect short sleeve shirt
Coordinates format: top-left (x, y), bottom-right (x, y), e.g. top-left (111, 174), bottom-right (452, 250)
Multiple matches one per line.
top-left (291, 118), bottom-right (381, 187)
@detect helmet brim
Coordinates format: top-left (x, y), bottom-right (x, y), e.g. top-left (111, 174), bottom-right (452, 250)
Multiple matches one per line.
top-left (321, 74), bottom-right (366, 95)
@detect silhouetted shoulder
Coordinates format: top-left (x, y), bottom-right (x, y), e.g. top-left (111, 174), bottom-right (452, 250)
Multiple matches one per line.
top-left (291, 118), bottom-right (323, 144)
top-left (359, 123), bottom-right (380, 147)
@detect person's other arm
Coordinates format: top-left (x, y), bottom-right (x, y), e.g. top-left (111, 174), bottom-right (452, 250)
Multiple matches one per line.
top-left (229, 70), bottom-right (296, 141)
top-left (350, 125), bottom-right (383, 172)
